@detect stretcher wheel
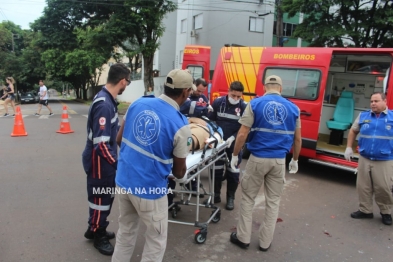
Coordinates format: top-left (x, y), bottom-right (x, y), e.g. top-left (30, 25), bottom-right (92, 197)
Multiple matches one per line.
top-left (211, 211), bottom-right (221, 223)
top-left (194, 231), bottom-right (207, 244)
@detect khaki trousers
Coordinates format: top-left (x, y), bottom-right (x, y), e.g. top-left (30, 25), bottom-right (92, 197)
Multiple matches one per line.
top-left (112, 190), bottom-right (168, 262)
top-left (357, 156), bottom-right (393, 214)
top-left (236, 154), bottom-right (285, 249)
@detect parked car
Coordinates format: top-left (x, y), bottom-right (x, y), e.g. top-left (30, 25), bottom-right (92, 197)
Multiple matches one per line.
top-left (20, 92), bottom-right (39, 104)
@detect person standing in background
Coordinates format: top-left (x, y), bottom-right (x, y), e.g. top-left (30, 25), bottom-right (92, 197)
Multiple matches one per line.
top-left (345, 92), bottom-right (393, 226)
top-left (2, 77), bottom-right (16, 117)
top-left (34, 80), bottom-right (54, 116)
top-left (82, 63), bottom-right (131, 256)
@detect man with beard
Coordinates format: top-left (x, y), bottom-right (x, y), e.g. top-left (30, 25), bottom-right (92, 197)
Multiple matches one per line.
top-left (82, 63), bottom-right (131, 255)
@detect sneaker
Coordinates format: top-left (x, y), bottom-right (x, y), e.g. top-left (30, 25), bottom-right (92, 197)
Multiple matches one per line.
top-left (3, 113), bottom-right (9, 117)
top-left (11, 114), bottom-right (15, 117)
top-left (381, 213), bottom-right (392, 225)
top-left (34, 113), bottom-right (40, 116)
top-left (351, 210), bottom-right (374, 219)
top-left (49, 113), bottom-right (54, 116)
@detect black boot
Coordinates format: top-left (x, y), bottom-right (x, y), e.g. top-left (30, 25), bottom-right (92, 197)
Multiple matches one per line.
top-left (94, 228), bottom-right (114, 256)
top-left (84, 227), bottom-right (115, 240)
top-left (226, 183), bottom-right (238, 210)
top-left (214, 178), bottom-right (222, 203)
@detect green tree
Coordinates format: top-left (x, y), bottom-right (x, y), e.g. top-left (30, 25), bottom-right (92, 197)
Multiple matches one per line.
top-left (282, 0), bottom-right (393, 47)
top-left (81, 0), bottom-right (177, 91)
top-left (31, 0), bottom-right (112, 99)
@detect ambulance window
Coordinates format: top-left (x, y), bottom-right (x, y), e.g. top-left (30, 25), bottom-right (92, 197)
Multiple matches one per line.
top-left (186, 66), bottom-right (204, 80)
top-left (264, 68), bottom-right (321, 100)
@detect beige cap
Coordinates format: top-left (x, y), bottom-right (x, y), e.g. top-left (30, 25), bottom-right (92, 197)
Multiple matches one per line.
top-left (265, 75), bottom-right (282, 86)
top-left (165, 69), bottom-right (194, 89)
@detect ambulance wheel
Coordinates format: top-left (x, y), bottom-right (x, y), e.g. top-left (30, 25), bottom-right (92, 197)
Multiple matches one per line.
top-left (211, 211), bottom-right (221, 223)
top-left (194, 230), bottom-right (207, 244)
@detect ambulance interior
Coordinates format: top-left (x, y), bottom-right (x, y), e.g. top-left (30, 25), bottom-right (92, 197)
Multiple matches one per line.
top-left (319, 54), bottom-right (391, 157)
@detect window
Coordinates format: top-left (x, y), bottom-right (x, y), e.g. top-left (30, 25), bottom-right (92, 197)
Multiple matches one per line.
top-left (179, 50), bottom-right (183, 64)
top-left (249, 17), bottom-right (264, 32)
top-left (194, 13), bottom-right (203, 29)
top-left (264, 68), bottom-right (321, 100)
top-left (181, 19), bottom-right (187, 33)
top-left (187, 66), bottom-right (204, 80)
top-left (272, 22), bottom-right (297, 37)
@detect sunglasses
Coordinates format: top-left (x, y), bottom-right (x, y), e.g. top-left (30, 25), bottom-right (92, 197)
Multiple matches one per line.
top-left (125, 78), bottom-right (131, 84)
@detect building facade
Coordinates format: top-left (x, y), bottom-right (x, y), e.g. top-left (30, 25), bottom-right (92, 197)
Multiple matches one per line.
top-left (156, 0), bottom-right (276, 76)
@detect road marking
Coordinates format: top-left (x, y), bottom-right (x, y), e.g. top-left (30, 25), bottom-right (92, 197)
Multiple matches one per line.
top-left (83, 115), bottom-right (88, 118)
top-left (68, 110), bottom-right (77, 114)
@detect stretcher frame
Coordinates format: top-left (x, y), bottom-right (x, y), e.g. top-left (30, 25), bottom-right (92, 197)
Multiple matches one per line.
top-left (168, 138), bottom-right (228, 244)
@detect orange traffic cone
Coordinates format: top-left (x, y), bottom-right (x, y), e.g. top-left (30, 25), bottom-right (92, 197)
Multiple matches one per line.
top-left (11, 106), bottom-right (28, 137)
top-left (56, 106), bottom-right (74, 134)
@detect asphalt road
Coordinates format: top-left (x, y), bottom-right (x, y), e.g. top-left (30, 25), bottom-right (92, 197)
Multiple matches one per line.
top-left (0, 95), bottom-right (392, 262)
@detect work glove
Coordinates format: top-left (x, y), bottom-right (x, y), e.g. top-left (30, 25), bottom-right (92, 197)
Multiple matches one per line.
top-left (207, 105), bottom-right (214, 112)
top-left (288, 158), bottom-right (298, 174)
top-left (226, 136), bottom-right (235, 148)
top-left (230, 154), bottom-right (240, 172)
top-left (344, 147), bottom-right (354, 161)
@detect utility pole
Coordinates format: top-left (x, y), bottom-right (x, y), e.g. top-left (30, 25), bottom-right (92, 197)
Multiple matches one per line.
top-left (275, 0), bottom-right (284, 47)
top-left (11, 33), bottom-right (19, 52)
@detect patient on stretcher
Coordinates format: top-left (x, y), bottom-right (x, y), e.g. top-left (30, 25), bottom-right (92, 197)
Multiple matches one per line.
top-left (188, 117), bottom-right (223, 151)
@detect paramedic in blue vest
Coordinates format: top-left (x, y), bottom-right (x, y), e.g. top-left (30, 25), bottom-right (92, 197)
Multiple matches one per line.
top-left (228, 75), bottom-right (301, 252)
top-left (180, 78), bottom-right (212, 117)
top-left (112, 69), bottom-right (193, 262)
top-left (82, 63), bottom-right (130, 256)
top-left (208, 81), bottom-right (247, 210)
top-left (345, 92), bottom-right (393, 226)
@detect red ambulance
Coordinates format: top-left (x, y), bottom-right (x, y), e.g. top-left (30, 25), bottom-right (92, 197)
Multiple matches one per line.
top-left (182, 45), bottom-right (392, 173)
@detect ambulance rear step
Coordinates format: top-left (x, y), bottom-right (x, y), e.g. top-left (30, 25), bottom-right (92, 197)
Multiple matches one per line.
top-left (308, 159), bottom-right (357, 174)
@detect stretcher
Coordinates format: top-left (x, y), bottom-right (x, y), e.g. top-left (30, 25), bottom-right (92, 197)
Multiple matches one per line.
top-left (168, 138), bottom-right (228, 244)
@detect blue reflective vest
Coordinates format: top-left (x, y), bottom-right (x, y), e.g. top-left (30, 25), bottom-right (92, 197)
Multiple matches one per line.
top-left (116, 97), bottom-right (189, 199)
top-left (180, 94), bottom-right (209, 117)
top-left (358, 110), bottom-right (393, 161)
top-left (247, 94), bottom-right (299, 158)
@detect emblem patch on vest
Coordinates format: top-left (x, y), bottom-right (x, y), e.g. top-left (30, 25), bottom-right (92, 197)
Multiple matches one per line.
top-left (133, 110), bottom-right (161, 146)
top-left (263, 101), bottom-right (287, 125)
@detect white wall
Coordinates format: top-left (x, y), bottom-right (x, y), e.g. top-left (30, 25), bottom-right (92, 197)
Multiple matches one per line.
top-left (173, 0), bottom-right (275, 70)
top-left (117, 77), bottom-right (167, 103)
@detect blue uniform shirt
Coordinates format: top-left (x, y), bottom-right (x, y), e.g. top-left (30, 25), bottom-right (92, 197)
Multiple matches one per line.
top-left (180, 94), bottom-right (209, 117)
top-left (82, 87), bottom-right (119, 178)
top-left (208, 96), bottom-right (247, 140)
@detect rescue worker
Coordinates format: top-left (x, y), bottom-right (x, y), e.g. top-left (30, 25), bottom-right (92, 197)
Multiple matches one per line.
top-left (208, 81), bottom-right (247, 210)
top-left (180, 78), bottom-right (212, 117)
top-left (112, 69), bottom-right (192, 262)
top-left (345, 92), bottom-right (393, 226)
top-left (82, 63), bottom-right (130, 256)
top-left (229, 75), bottom-right (301, 251)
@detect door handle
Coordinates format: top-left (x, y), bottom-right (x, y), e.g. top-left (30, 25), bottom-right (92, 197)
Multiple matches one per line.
top-left (300, 111), bottom-right (312, 116)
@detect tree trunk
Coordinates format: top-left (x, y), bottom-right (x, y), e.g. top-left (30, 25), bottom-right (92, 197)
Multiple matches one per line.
top-left (143, 53), bottom-right (155, 93)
